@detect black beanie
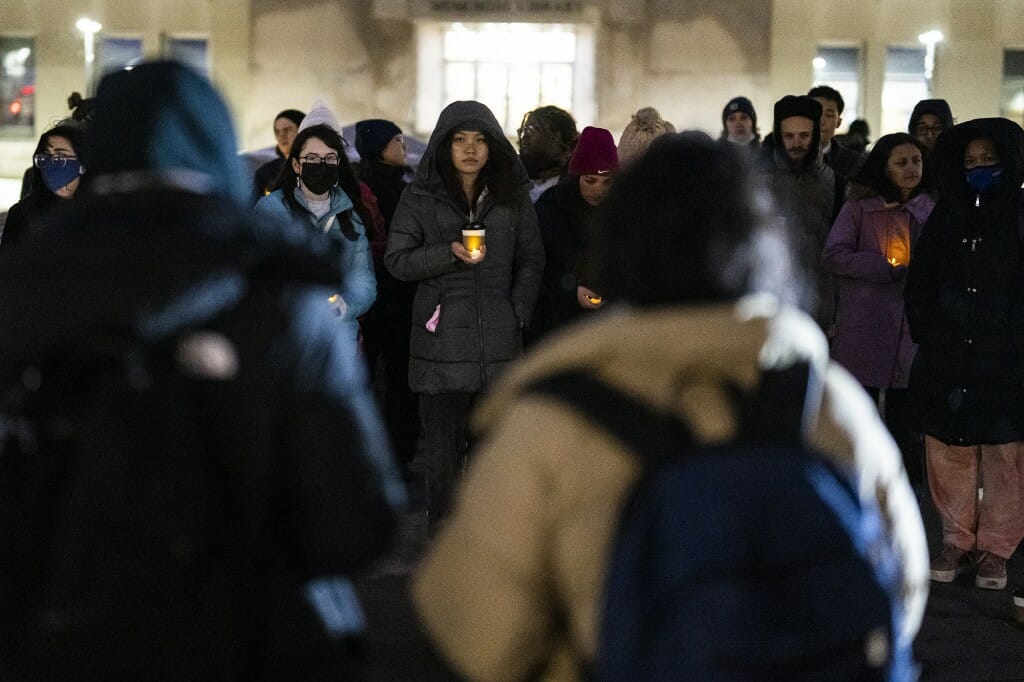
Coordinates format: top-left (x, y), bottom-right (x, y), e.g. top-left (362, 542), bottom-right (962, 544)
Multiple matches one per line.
top-left (355, 119), bottom-right (402, 161)
top-left (275, 109), bottom-right (305, 128)
top-left (773, 95), bottom-right (822, 124)
top-left (722, 96), bottom-right (757, 128)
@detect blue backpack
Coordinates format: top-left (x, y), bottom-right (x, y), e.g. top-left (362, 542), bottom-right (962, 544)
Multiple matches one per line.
top-left (528, 366), bottom-right (913, 682)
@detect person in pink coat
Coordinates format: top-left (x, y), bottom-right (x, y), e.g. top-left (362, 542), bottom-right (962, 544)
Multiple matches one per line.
top-left (822, 132), bottom-right (935, 485)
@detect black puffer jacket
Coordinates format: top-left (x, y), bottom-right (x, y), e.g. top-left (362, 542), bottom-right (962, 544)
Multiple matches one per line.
top-left (384, 101), bottom-right (545, 394)
top-left (905, 117), bottom-right (1024, 445)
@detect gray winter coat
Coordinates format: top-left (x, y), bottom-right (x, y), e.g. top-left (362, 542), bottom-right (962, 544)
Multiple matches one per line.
top-left (385, 101), bottom-right (545, 394)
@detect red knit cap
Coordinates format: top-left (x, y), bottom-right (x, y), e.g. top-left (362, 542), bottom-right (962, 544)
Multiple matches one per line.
top-left (568, 126), bottom-right (619, 175)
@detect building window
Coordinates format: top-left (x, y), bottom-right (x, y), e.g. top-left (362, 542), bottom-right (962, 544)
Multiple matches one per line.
top-left (165, 37), bottom-right (209, 77)
top-left (1003, 49), bottom-right (1024, 128)
top-left (417, 22), bottom-right (594, 137)
top-left (0, 36), bottom-right (35, 138)
top-left (98, 37), bottom-right (144, 77)
top-left (814, 46), bottom-right (860, 123)
top-left (881, 47), bottom-right (928, 136)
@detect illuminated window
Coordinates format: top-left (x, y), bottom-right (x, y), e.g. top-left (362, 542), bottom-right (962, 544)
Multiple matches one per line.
top-left (418, 22), bottom-right (593, 137)
top-left (1002, 50), bottom-right (1024, 128)
top-left (0, 37), bottom-right (35, 138)
top-left (165, 37), bottom-right (209, 77)
top-left (814, 46), bottom-right (860, 124)
top-left (881, 47), bottom-right (928, 136)
top-left (98, 37), bottom-right (144, 76)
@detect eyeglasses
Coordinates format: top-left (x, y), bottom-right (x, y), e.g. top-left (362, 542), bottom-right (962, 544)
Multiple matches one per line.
top-left (299, 153), bottom-right (340, 165)
top-left (517, 123), bottom-right (547, 140)
top-left (914, 124), bottom-right (944, 136)
top-left (33, 153), bottom-right (78, 168)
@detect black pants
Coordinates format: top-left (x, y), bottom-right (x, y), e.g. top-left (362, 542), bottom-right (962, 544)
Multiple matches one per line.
top-left (866, 387), bottom-right (924, 486)
top-left (419, 392), bottom-right (478, 535)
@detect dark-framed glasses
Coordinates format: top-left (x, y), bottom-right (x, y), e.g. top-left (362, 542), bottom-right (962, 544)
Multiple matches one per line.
top-left (33, 153), bottom-right (78, 168)
top-left (914, 124), bottom-right (944, 136)
top-left (517, 123), bottom-right (548, 140)
top-left (300, 153), bottom-right (341, 165)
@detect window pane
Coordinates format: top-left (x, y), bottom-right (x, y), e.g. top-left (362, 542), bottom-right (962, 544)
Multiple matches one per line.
top-left (445, 62), bottom-right (476, 103)
top-left (167, 38), bottom-right (208, 77)
top-left (508, 63), bottom-right (541, 134)
top-left (882, 47), bottom-right (927, 135)
top-left (477, 62), bottom-right (508, 131)
top-left (444, 27), bottom-right (480, 62)
top-left (815, 46), bottom-right (860, 123)
top-left (1002, 49), bottom-right (1024, 128)
top-left (0, 37), bottom-right (35, 138)
top-left (99, 37), bottom-right (144, 76)
top-left (440, 22), bottom-right (577, 137)
top-left (541, 64), bottom-right (574, 112)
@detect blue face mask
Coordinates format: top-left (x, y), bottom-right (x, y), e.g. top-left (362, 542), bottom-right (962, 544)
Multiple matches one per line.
top-left (965, 165), bottom-right (1003, 194)
top-left (38, 157), bottom-right (83, 194)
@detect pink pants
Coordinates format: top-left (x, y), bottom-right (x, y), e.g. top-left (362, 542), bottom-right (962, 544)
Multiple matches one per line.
top-left (925, 436), bottom-right (1024, 559)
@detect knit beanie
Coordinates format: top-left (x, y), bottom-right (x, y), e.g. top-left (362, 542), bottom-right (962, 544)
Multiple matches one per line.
top-left (618, 107), bottom-right (675, 169)
top-left (722, 96), bottom-right (757, 128)
top-left (298, 99), bottom-right (343, 135)
top-left (276, 109), bottom-right (305, 128)
top-left (773, 95), bottom-right (822, 125)
top-left (355, 119), bottom-right (402, 161)
top-left (568, 126), bottom-right (619, 175)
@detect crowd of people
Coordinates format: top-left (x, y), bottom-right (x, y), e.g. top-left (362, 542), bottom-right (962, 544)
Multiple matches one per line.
top-left (2, 57), bottom-right (1024, 678)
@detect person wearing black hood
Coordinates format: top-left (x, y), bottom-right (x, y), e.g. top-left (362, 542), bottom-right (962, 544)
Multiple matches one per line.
top-left (1, 123), bottom-right (85, 253)
top-left (0, 61), bottom-right (405, 679)
top-left (908, 99), bottom-right (955, 151)
top-left (905, 117), bottom-right (1024, 595)
top-left (385, 100), bottom-right (544, 534)
top-left (760, 95), bottom-right (836, 331)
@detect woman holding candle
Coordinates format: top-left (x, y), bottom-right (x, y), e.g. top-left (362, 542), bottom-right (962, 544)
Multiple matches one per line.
top-left (384, 100), bottom-right (544, 534)
top-left (526, 126), bottom-right (619, 345)
top-left (905, 118), bottom-right (1024, 591)
top-left (822, 133), bottom-right (934, 485)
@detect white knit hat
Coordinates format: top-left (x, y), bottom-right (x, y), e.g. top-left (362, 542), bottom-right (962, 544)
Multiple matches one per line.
top-left (298, 98), bottom-right (343, 134)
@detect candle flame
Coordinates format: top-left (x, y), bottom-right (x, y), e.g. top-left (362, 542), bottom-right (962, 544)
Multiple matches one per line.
top-left (888, 257), bottom-right (899, 266)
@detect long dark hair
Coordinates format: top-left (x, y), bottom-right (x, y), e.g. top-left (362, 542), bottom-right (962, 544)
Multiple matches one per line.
top-left (271, 124), bottom-right (371, 237)
top-left (23, 124), bottom-right (86, 209)
top-left (848, 133), bottom-right (930, 203)
top-left (435, 123), bottom-right (523, 215)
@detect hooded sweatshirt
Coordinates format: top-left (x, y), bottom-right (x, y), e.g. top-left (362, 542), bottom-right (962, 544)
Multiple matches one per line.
top-left (907, 99), bottom-right (955, 137)
top-left (384, 100), bottom-right (545, 394)
top-left (905, 117), bottom-right (1024, 445)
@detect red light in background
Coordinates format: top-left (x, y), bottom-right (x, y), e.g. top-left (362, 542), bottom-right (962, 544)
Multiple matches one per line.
top-left (9, 99), bottom-right (22, 115)
top-left (19, 85), bottom-right (35, 96)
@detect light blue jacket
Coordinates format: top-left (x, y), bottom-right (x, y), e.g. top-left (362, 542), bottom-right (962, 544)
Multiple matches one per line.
top-left (256, 186), bottom-right (376, 344)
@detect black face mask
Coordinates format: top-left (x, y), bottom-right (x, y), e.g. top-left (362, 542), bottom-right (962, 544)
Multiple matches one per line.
top-left (300, 162), bottom-right (338, 195)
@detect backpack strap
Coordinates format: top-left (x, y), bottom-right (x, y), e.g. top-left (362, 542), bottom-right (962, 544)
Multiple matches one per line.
top-left (525, 360), bottom-right (813, 460)
top-left (525, 370), bottom-right (695, 463)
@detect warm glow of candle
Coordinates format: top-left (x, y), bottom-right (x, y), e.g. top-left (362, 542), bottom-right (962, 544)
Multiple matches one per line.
top-left (889, 257), bottom-right (899, 266)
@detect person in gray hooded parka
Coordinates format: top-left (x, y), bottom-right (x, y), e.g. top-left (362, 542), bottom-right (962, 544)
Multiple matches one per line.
top-left (385, 100), bottom-right (544, 532)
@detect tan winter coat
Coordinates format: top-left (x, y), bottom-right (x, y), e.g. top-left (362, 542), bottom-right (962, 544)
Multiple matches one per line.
top-left (412, 296), bottom-right (928, 681)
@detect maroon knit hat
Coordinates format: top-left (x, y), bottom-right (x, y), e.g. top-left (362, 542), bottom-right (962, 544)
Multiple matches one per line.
top-left (568, 126), bottom-right (619, 175)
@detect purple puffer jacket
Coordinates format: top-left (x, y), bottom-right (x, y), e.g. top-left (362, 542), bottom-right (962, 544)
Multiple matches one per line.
top-left (822, 193), bottom-right (935, 388)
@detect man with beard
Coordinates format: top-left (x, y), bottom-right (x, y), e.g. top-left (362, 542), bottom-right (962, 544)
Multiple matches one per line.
top-left (760, 95), bottom-right (836, 332)
top-left (517, 105), bottom-right (579, 203)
